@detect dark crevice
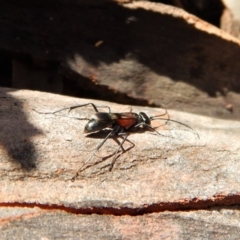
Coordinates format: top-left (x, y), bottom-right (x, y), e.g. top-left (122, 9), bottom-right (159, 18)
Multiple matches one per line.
top-left (0, 51), bottom-right (12, 87)
top-left (1, 194), bottom-right (240, 216)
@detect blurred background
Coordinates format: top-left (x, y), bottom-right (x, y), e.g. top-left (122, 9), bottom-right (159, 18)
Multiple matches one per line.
top-left (1, 0), bottom-right (240, 119)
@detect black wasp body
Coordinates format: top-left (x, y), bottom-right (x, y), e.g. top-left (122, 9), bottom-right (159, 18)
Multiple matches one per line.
top-left (36, 102), bottom-right (198, 174)
top-left (55, 103), bottom-right (157, 137)
top-left (85, 111), bottom-right (151, 134)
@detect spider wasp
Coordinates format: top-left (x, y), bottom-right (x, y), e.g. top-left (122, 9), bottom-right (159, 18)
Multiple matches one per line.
top-left (36, 103), bottom-right (198, 175)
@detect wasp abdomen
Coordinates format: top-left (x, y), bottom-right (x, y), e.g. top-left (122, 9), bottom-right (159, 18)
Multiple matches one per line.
top-left (116, 118), bottom-right (137, 129)
top-left (84, 113), bottom-right (115, 133)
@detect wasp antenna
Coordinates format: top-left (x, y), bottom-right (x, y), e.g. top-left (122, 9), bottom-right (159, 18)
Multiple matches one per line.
top-left (149, 109), bottom-right (199, 138)
top-left (154, 117), bottom-right (199, 138)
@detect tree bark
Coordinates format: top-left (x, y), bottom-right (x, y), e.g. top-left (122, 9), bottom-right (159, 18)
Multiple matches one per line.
top-left (1, 87), bottom-right (240, 238)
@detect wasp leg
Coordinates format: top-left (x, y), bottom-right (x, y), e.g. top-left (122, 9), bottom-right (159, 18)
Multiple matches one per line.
top-left (109, 133), bottom-right (130, 171)
top-left (77, 130), bottom-right (113, 172)
top-left (32, 108), bottom-right (71, 115)
top-left (67, 103), bottom-right (111, 113)
top-left (150, 109), bottom-right (199, 138)
top-left (149, 108), bottom-right (169, 120)
top-left (130, 122), bottom-right (167, 138)
top-left (73, 125), bottom-right (122, 178)
top-left (33, 103), bottom-right (111, 115)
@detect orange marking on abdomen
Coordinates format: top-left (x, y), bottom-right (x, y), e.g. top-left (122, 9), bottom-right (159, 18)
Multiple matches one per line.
top-left (116, 118), bottom-right (137, 129)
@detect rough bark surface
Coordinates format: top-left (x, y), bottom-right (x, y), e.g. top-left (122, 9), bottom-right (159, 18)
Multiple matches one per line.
top-left (1, 88), bottom-right (240, 238)
top-left (1, 207), bottom-right (240, 239)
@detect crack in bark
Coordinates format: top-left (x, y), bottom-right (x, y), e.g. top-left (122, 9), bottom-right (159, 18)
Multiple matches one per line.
top-left (1, 194), bottom-right (240, 216)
